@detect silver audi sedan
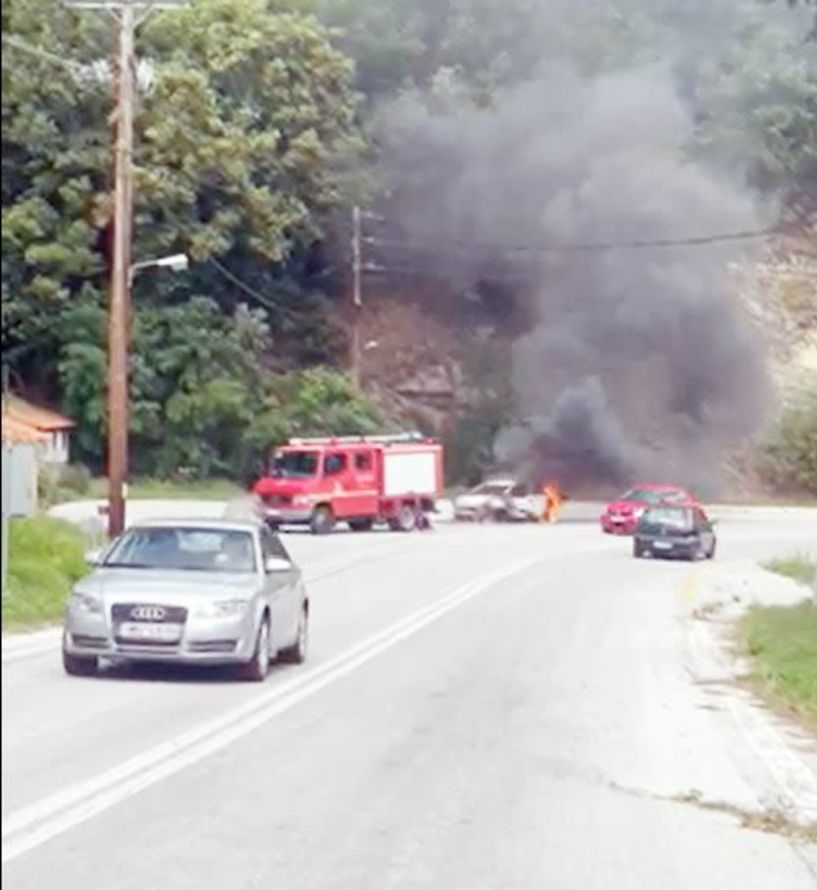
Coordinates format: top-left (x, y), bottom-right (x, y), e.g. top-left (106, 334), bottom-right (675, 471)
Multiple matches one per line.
top-left (62, 518), bottom-right (309, 681)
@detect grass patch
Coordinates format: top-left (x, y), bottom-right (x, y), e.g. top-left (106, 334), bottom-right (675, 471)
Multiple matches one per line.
top-left (3, 516), bottom-right (91, 630)
top-left (762, 553), bottom-right (817, 586)
top-left (743, 602), bottom-right (817, 730)
top-left (86, 476), bottom-right (242, 502)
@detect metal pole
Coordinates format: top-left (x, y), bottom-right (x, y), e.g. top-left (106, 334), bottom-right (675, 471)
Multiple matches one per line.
top-left (351, 205), bottom-right (362, 385)
top-left (107, 3), bottom-right (135, 538)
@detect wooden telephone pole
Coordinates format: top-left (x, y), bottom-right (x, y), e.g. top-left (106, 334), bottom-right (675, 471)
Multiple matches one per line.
top-left (69, 1), bottom-right (185, 537)
top-left (350, 205), bottom-right (363, 385)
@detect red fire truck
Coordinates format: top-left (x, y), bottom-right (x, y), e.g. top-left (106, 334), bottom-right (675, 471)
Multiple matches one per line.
top-left (253, 433), bottom-right (444, 534)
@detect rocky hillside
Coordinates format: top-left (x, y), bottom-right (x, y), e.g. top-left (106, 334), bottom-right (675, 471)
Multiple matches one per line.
top-left (731, 233), bottom-right (817, 408)
top-left (359, 233), bottom-right (816, 496)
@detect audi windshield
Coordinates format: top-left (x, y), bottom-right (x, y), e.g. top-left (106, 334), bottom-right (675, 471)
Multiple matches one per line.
top-left (103, 527), bottom-right (257, 573)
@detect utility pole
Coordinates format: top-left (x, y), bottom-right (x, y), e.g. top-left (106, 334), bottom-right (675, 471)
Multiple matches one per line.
top-left (350, 205), bottom-right (363, 385)
top-left (69, 1), bottom-right (186, 537)
top-left (107, 0), bottom-right (135, 539)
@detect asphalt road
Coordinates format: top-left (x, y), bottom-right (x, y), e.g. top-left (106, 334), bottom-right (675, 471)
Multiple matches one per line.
top-left (3, 512), bottom-right (817, 889)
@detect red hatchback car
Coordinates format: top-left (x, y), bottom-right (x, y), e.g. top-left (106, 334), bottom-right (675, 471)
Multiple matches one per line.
top-left (601, 484), bottom-right (695, 535)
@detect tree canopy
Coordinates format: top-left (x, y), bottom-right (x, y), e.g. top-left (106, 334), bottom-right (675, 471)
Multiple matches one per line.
top-left (2, 0), bottom-right (815, 483)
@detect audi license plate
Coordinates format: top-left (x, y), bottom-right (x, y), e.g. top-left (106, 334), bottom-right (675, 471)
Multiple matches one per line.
top-left (117, 623), bottom-right (181, 643)
top-left (653, 540), bottom-right (673, 550)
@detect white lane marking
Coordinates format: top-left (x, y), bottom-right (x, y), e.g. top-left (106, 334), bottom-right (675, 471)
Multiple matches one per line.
top-left (1, 556), bottom-right (540, 865)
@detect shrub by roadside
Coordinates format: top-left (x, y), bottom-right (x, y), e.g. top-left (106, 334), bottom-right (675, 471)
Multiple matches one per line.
top-left (743, 596), bottom-right (817, 730)
top-left (763, 553), bottom-right (817, 587)
top-left (759, 395), bottom-right (817, 496)
top-left (2, 516), bottom-right (90, 629)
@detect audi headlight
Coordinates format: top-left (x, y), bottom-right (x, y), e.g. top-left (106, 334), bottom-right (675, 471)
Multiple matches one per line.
top-left (196, 599), bottom-right (250, 618)
top-left (70, 590), bottom-right (103, 614)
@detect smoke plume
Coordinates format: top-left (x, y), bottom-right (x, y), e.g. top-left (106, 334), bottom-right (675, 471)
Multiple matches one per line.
top-left (374, 61), bottom-right (773, 495)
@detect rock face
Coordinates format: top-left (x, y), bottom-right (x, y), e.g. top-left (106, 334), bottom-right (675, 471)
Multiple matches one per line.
top-left (730, 236), bottom-right (817, 410)
top-left (395, 364), bottom-right (457, 401)
top-left (358, 298), bottom-right (490, 435)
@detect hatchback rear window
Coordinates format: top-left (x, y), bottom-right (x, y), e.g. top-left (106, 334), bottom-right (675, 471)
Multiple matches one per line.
top-left (641, 507), bottom-right (693, 530)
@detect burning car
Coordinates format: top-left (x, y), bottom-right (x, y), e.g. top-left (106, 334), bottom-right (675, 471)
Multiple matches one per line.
top-left (600, 484), bottom-right (695, 535)
top-left (454, 479), bottom-right (543, 523)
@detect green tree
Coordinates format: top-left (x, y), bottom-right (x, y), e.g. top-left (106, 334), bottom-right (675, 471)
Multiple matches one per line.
top-left (3, 0), bottom-right (362, 375)
top-left (760, 395), bottom-right (817, 495)
top-left (58, 296), bottom-right (385, 480)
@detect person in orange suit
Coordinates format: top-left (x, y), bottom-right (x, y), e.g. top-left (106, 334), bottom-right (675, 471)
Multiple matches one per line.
top-left (541, 481), bottom-right (563, 523)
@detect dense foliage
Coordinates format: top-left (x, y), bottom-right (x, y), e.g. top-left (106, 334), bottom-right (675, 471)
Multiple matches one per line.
top-left (2, 0), bottom-right (815, 486)
top-left (3, 516), bottom-right (90, 628)
top-left (760, 393), bottom-right (817, 495)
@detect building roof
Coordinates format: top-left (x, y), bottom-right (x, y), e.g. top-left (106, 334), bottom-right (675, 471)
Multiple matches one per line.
top-left (1, 416), bottom-right (49, 445)
top-left (3, 395), bottom-right (75, 432)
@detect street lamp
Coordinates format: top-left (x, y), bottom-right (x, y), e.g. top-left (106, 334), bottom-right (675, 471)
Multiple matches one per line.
top-left (128, 253), bottom-right (189, 285)
top-left (105, 252), bottom-right (189, 539)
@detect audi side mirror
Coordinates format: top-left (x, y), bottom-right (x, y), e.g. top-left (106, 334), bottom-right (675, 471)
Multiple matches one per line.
top-left (85, 549), bottom-right (103, 567)
top-left (264, 556), bottom-right (291, 574)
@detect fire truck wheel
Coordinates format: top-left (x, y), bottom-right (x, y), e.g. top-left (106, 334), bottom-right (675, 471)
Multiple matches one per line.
top-left (390, 504), bottom-right (417, 532)
top-left (310, 505), bottom-right (335, 535)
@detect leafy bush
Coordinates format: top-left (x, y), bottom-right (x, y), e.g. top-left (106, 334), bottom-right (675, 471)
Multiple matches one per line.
top-left (242, 368), bottom-right (386, 482)
top-left (759, 394), bottom-right (817, 495)
top-left (3, 516), bottom-right (90, 628)
top-left (58, 463), bottom-right (92, 496)
top-left (763, 553), bottom-right (817, 587)
top-left (744, 602), bottom-right (817, 727)
top-left (59, 297), bottom-right (387, 482)
top-left (36, 463), bottom-right (92, 507)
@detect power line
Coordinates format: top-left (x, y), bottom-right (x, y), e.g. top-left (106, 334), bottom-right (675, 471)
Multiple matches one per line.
top-left (209, 257), bottom-right (320, 323)
top-left (2, 33), bottom-right (88, 76)
top-left (362, 263), bottom-right (540, 287)
top-left (361, 227), bottom-right (777, 255)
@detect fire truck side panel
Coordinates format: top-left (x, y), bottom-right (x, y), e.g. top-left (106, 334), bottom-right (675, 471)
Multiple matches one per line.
top-left (382, 450), bottom-right (438, 498)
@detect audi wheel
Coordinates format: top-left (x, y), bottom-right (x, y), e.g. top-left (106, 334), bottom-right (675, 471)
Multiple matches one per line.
top-left (239, 618), bottom-right (270, 682)
top-left (280, 604), bottom-right (308, 664)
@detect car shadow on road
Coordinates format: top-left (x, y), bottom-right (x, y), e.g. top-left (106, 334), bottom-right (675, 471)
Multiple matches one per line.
top-left (89, 659), bottom-right (300, 686)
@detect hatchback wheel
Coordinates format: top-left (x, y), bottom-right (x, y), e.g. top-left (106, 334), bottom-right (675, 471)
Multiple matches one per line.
top-left (280, 605), bottom-right (308, 664)
top-left (240, 619), bottom-right (270, 682)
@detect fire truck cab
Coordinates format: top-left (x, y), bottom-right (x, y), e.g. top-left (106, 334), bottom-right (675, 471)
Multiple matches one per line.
top-left (253, 433), bottom-right (443, 534)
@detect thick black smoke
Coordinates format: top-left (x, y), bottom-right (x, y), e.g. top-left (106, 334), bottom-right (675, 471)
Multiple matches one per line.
top-left (374, 65), bottom-right (773, 495)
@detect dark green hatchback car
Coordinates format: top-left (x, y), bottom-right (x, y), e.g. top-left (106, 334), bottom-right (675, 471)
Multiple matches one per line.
top-left (633, 504), bottom-right (717, 561)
